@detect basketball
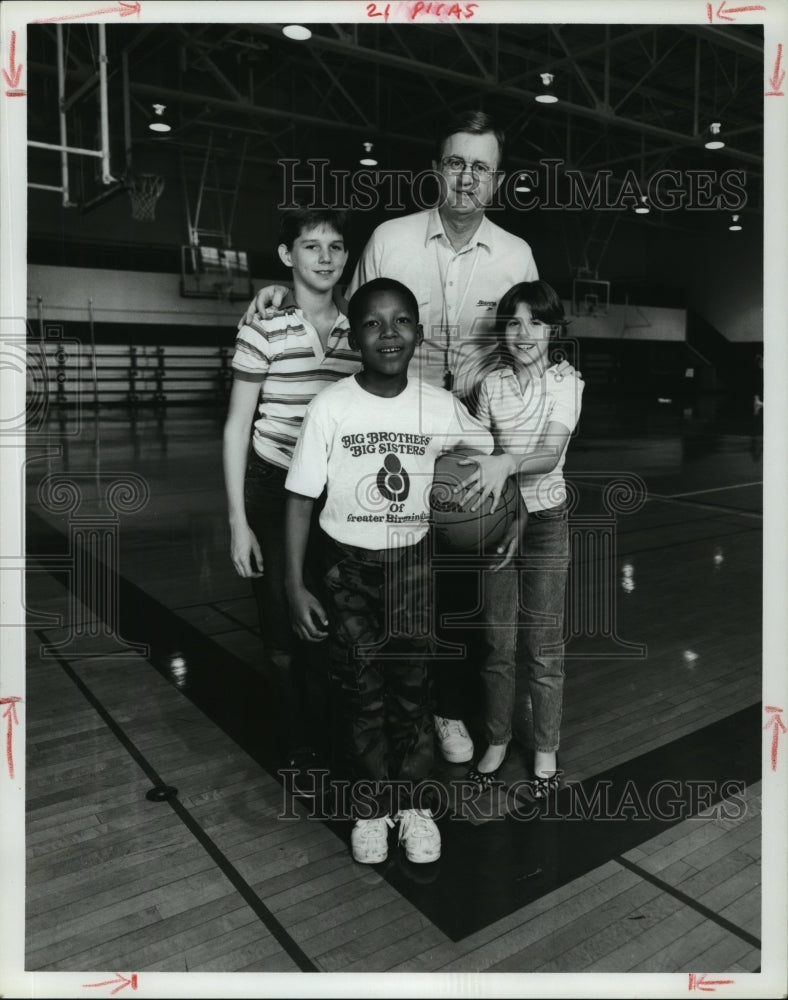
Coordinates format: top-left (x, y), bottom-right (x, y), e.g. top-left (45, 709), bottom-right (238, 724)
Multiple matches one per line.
top-left (429, 452), bottom-right (526, 553)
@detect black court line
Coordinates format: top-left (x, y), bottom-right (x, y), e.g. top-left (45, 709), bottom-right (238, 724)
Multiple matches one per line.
top-left (615, 856), bottom-right (761, 949)
top-left (609, 525), bottom-right (761, 562)
top-left (666, 482), bottom-right (762, 499)
top-left (379, 704), bottom-right (761, 940)
top-left (33, 631), bottom-right (318, 974)
top-left (565, 475), bottom-right (762, 520)
top-left (27, 508), bottom-right (761, 946)
top-left (206, 602), bottom-right (263, 635)
top-left (648, 494), bottom-right (762, 517)
top-left (27, 507), bottom-right (291, 780)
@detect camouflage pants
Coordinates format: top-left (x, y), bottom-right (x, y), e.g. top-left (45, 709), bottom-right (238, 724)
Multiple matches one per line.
top-left (323, 535), bottom-right (435, 817)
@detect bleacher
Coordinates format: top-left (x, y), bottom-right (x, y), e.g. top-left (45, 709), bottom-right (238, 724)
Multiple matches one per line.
top-left (30, 341), bottom-right (233, 407)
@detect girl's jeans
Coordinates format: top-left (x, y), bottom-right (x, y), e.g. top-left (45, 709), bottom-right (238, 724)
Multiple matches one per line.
top-left (479, 502), bottom-right (569, 753)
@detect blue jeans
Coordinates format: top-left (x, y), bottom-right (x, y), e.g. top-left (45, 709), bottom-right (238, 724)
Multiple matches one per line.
top-left (479, 503), bottom-right (569, 753)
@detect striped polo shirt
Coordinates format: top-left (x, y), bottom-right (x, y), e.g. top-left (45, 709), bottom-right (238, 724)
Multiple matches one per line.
top-left (476, 366), bottom-right (584, 512)
top-left (232, 295), bottom-right (361, 469)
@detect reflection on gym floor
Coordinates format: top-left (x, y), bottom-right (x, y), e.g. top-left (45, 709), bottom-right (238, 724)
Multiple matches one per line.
top-left (24, 397), bottom-right (763, 973)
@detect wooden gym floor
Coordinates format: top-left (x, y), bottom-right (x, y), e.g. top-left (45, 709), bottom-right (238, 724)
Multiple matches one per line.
top-left (22, 398), bottom-right (764, 977)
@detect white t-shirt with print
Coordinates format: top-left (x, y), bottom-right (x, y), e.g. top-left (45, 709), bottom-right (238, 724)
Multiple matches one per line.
top-left (286, 376), bottom-right (494, 549)
top-left (476, 366), bottom-right (584, 513)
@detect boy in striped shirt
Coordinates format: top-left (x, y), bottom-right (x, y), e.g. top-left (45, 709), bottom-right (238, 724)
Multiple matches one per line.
top-left (223, 208), bottom-right (360, 780)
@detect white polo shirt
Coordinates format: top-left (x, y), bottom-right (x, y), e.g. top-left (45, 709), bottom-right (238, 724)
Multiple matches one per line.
top-left (476, 367), bottom-right (584, 513)
top-left (347, 208), bottom-right (538, 397)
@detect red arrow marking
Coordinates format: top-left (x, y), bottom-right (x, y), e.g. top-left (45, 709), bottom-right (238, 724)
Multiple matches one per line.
top-left (34, 2), bottom-right (141, 23)
top-left (766, 43), bottom-right (785, 96)
top-left (763, 706), bottom-right (786, 770)
top-left (2, 31), bottom-right (24, 92)
top-left (714, 0), bottom-right (766, 20)
top-left (689, 973), bottom-right (736, 991)
top-left (83, 973), bottom-right (138, 994)
top-left (0, 697), bottom-right (22, 780)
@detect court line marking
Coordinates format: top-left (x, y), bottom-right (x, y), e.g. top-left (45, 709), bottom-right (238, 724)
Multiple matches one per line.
top-left (207, 601), bottom-right (263, 636)
top-left (571, 478), bottom-right (762, 519)
top-left (616, 524), bottom-right (762, 559)
top-left (27, 508), bottom-right (763, 946)
top-left (32, 631), bottom-right (318, 974)
top-left (645, 493), bottom-right (762, 519)
top-left (616, 855), bottom-right (761, 950)
top-left (664, 481), bottom-right (763, 499)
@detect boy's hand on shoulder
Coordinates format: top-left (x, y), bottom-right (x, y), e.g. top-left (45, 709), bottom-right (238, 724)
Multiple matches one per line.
top-left (287, 584), bottom-right (329, 642)
top-left (238, 285), bottom-right (290, 329)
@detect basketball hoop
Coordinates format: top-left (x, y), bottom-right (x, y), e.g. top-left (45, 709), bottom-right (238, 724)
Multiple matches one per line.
top-left (128, 174), bottom-right (164, 222)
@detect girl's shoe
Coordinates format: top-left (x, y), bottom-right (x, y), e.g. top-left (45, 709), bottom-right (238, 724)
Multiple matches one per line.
top-left (467, 744), bottom-right (511, 791)
top-left (531, 770), bottom-right (563, 800)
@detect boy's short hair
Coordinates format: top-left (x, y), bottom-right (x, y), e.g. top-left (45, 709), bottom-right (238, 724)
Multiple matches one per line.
top-left (278, 207), bottom-right (349, 249)
top-left (347, 278), bottom-right (420, 331)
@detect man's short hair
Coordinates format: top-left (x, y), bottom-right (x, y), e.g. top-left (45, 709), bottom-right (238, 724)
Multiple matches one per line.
top-left (347, 278), bottom-right (420, 332)
top-left (278, 207), bottom-right (349, 249)
top-left (434, 110), bottom-right (505, 170)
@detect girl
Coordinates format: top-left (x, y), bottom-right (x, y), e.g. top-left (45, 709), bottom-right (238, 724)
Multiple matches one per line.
top-left (460, 280), bottom-right (584, 798)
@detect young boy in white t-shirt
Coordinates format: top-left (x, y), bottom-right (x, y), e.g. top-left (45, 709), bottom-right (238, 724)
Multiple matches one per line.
top-left (284, 278), bottom-right (494, 865)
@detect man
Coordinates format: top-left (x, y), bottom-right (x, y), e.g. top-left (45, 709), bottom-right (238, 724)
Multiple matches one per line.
top-left (243, 111), bottom-right (542, 768)
top-left (347, 110), bottom-right (539, 399)
top-left (247, 111), bottom-right (538, 399)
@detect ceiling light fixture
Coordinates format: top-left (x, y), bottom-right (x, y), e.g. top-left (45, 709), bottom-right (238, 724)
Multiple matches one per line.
top-left (634, 196), bottom-right (650, 215)
top-left (282, 24), bottom-right (312, 41)
top-left (705, 122), bottom-right (725, 150)
top-left (360, 141), bottom-right (378, 166)
top-left (729, 214), bottom-right (742, 231)
top-left (148, 104), bottom-right (171, 133)
top-left (515, 173), bottom-right (532, 193)
top-left (535, 72), bottom-right (558, 104)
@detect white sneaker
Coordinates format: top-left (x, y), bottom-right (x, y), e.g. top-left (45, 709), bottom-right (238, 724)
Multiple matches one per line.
top-left (434, 715), bottom-right (474, 763)
top-left (396, 808), bottom-right (441, 863)
top-left (351, 816), bottom-right (394, 864)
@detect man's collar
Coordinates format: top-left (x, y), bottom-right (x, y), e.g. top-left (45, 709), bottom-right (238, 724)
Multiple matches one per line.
top-left (425, 208), bottom-right (445, 244)
top-left (426, 208), bottom-right (493, 250)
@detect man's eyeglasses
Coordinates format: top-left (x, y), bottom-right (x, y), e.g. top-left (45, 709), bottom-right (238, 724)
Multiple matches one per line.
top-left (440, 156), bottom-right (496, 179)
